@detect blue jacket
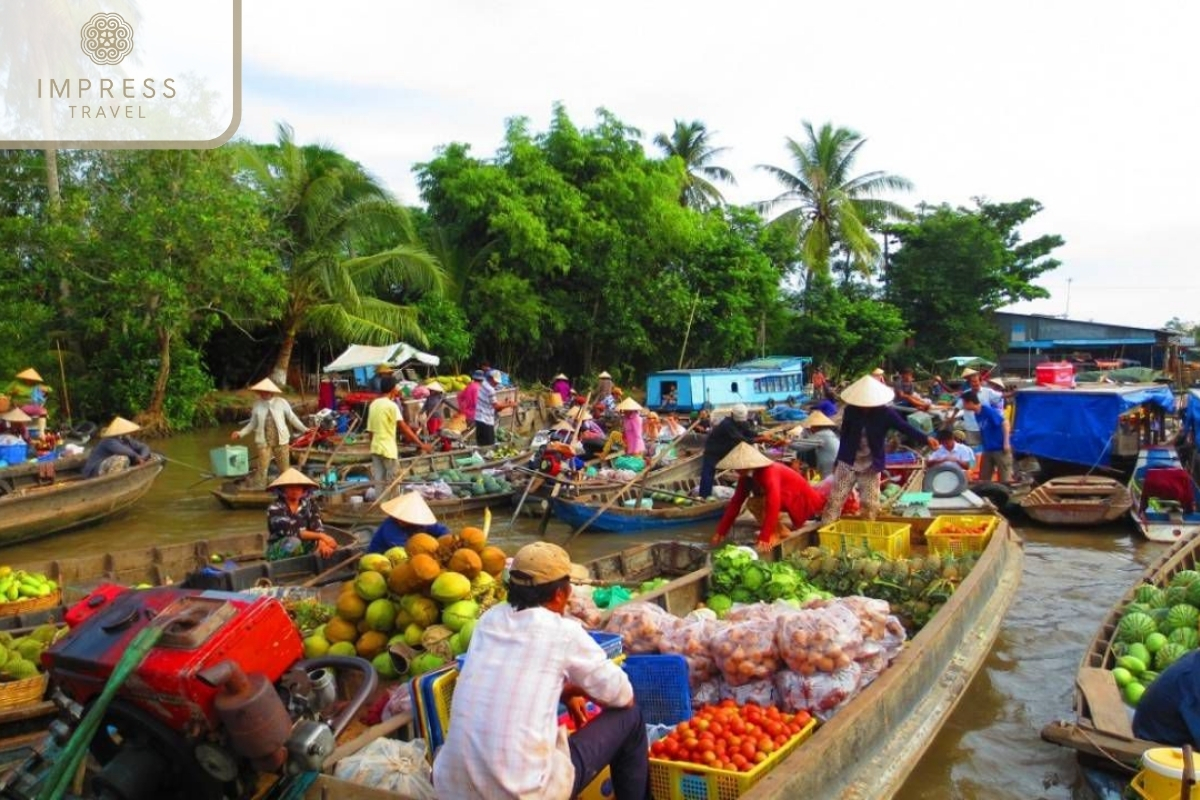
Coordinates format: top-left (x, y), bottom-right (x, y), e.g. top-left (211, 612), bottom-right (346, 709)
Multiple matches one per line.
top-left (835, 405), bottom-right (931, 473)
top-left (1134, 649), bottom-right (1200, 745)
top-left (367, 519), bottom-right (448, 554)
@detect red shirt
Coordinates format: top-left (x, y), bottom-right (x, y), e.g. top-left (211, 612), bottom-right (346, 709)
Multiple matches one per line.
top-left (457, 381), bottom-right (480, 421)
top-left (716, 463), bottom-right (824, 544)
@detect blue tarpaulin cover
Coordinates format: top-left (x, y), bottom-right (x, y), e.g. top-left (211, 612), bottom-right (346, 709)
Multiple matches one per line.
top-left (1011, 384), bottom-right (1176, 466)
top-left (1185, 389), bottom-right (1200, 440)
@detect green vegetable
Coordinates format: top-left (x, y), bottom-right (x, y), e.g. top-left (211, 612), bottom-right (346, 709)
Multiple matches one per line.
top-left (1166, 604), bottom-right (1200, 633)
top-left (1155, 642), bottom-right (1188, 671)
top-left (1169, 627), bottom-right (1199, 650)
top-left (1116, 612), bottom-right (1157, 644)
top-left (706, 594), bottom-right (733, 618)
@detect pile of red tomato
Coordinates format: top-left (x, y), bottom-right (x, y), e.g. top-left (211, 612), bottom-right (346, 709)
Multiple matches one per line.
top-left (648, 700), bottom-right (813, 773)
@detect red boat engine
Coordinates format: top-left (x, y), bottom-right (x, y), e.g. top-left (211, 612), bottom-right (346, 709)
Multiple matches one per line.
top-left (34, 586), bottom-right (376, 800)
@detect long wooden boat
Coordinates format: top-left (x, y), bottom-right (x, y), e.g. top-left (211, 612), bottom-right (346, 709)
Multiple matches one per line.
top-left (1128, 446), bottom-right (1200, 542)
top-left (551, 474), bottom-right (729, 534)
top-left (320, 486), bottom-right (516, 527)
top-left (1018, 475), bottom-right (1134, 526)
top-left (0, 454), bottom-right (165, 546)
top-left (0, 452), bottom-right (87, 491)
top-left (1040, 531), bottom-right (1200, 771)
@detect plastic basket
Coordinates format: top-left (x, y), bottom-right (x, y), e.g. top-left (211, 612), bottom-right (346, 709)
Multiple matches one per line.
top-left (589, 630), bottom-right (624, 659)
top-left (818, 520), bottom-right (911, 559)
top-left (0, 443), bottom-right (28, 466)
top-left (624, 654), bottom-right (691, 727)
top-left (648, 717), bottom-right (817, 800)
top-left (925, 514), bottom-right (999, 556)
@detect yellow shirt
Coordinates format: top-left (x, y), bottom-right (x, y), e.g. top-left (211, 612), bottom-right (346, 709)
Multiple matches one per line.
top-left (366, 396), bottom-right (399, 459)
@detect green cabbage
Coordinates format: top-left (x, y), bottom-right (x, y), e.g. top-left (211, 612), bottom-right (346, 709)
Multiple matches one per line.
top-left (706, 593), bottom-right (733, 618)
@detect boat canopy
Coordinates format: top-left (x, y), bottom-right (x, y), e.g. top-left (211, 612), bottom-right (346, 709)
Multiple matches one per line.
top-left (322, 342), bottom-right (440, 373)
top-left (1011, 383), bottom-right (1177, 466)
top-left (936, 356), bottom-right (997, 373)
top-left (1185, 388), bottom-right (1200, 440)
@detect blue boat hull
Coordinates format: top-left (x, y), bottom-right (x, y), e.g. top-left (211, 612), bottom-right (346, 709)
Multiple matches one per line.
top-left (550, 496), bottom-right (727, 534)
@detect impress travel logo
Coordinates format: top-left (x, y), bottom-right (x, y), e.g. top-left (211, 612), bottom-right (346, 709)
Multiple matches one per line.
top-left (1, 0), bottom-right (241, 148)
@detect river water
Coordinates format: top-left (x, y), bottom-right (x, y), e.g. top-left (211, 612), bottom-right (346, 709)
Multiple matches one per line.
top-left (0, 430), bottom-right (1168, 798)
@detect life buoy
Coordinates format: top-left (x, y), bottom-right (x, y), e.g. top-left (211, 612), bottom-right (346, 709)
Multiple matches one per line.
top-left (970, 481), bottom-right (1013, 510)
top-left (922, 462), bottom-right (969, 497)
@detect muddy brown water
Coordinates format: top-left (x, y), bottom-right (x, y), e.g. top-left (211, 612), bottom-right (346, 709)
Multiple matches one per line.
top-left (0, 430), bottom-right (1169, 797)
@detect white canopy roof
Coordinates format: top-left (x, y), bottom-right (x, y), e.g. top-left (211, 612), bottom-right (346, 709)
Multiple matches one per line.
top-left (322, 342), bottom-right (440, 373)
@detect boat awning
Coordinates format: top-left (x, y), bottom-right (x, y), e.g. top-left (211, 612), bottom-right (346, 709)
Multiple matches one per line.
top-left (1011, 383), bottom-right (1177, 466)
top-left (322, 342), bottom-right (440, 373)
top-left (1185, 389), bottom-right (1200, 439)
top-left (1008, 338), bottom-right (1157, 349)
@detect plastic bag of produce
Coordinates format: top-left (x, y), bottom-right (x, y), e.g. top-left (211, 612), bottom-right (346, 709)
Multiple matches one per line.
top-left (659, 616), bottom-right (724, 687)
top-left (566, 591), bottom-right (602, 629)
top-left (711, 619), bottom-right (780, 686)
top-left (334, 737), bottom-right (437, 799)
top-left (803, 662), bottom-right (863, 720)
top-left (773, 670), bottom-right (807, 713)
top-left (830, 596), bottom-right (891, 641)
top-left (605, 601), bottom-right (680, 654)
top-left (881, 615), bottom-right (907, 660)
top-left (776, 603), bottom-right (863, 675)
top-left (719, 676), bottom-right (777, 707)
top-left (692, 679), bottom-right (722, 708)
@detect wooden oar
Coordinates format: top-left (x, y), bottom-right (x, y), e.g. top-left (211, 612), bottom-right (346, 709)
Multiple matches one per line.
top-left (299, 553), bottom-right (360, 588)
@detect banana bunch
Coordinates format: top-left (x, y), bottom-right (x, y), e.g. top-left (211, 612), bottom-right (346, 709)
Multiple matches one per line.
top-left (0, 567), bottom-right (57, 602)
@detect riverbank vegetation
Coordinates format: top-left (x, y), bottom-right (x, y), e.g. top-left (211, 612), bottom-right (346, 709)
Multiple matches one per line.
top-left (2, 107), bottom-right (1065, 433)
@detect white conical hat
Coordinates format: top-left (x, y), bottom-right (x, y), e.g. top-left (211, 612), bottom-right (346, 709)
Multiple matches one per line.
top-left (268, 468), bottom-right (318, 489)
top-left (249, 378), bottom-right (282, 393)
top-left (803, 410), bottom-right (837, 428)
top-left (616, 397), bottom-right (643, 413)
top-left (380, 491), bottom-right (437, 525)
top-left (567, 407), bottom-right (592, 421)
top-left (552, 420), bottom-right (575, 432)
top-left (960, 368), bottom-right (979, 378)
top-left (553, 373), bottom-right (568, 381)
top-left (1, 408), bottom-right (32, 423)
top-left (597, 371), bottom-right (612, 379)
top-left (717, 442), bottom-right (773, 471)
top-left (15, 368), bottom-right (43, 382)
top-left (101, 416), bottom-right (141, 437)
top-left (426, 381), bottom-right (445, 393)
top-left (840, 375), bottom-right (896, 408)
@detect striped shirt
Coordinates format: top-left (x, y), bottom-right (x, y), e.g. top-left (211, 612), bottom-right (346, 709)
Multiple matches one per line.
top-left (432, 603), bottom-right (633, 799)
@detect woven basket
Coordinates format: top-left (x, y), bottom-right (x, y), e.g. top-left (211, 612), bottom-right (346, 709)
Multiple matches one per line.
top-left (0, 673), bottom-right (48, 711)
top-left (0, 590), bottom-right (62, 619)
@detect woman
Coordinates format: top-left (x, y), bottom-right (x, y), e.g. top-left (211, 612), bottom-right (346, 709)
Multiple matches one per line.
top-left (567, 407), bottom-right (607, 457)
top-left (83, 416), bottom-right (153, 478)
top-left (265, 468), bottom-right (337, 561)
top-left (421, 381), bottom-right (446, 437)
top-left (5, 368), bottom-right (51, 437)
top-left (617, 397), bottom-right (646, 456)
top-left (232, 378), bottom-right (309, 489)
top-left (0, 407), bottom-right (31, 444)
top-left (794, 409), bottom-right (840, 479)
top-left (710, 442), bottom-right (826, 553)
top-left (368, 491), bottom-right (448, 554)
top-left (551, 373), bottom-right (572, 405)
top-left (820, 375), bottom-right (940, 524)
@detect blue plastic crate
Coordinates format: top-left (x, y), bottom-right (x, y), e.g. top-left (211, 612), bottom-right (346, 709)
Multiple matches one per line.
top-left (588, 630), bottom-right (624, 659)
top-left (623, 654), bottom-right (691, 726)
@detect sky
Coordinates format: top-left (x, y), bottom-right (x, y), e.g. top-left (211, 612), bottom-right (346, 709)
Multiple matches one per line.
top-left (234, 0), bottom-right (1200, 331)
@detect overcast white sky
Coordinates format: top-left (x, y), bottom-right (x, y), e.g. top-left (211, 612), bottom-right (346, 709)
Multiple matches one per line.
top-left (236, 0), bottom-right (1200, 331)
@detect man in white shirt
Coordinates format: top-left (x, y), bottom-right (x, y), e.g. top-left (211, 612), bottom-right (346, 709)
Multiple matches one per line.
top-left (475, 369), bottom-right (514, 447)
top-left (926, 427), bottom-right (977, 471)
top-left (950, 369), bottom-right (1003, 446)
top-left (433, 542), bottom-right (650, 800)
top-left (232, 378), bottom-right (309, 488)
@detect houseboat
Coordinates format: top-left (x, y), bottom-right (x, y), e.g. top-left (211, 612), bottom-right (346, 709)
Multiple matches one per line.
top-left (644, 355), bottom-right (813, 412)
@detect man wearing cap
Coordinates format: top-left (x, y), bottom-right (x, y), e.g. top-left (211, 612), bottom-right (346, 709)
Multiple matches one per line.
top-left (960, 391), bottom-right (1012, 482)
top-left (711, 442), bottom-right (826, 552)
top-left (698, 403), bottom-right (758, 498)
top-left (265, 468), bottom-right (336, 560)
top-left (367, 491), bottom-right (448, 554)
top-left (232, 378), bottom-right (310, 489)
top-left (821, 375), bottom-right (940, 524)
top-left (434, 541), bottom-right (650, 800)
top-left (792, 409), bottom-right (840, 478)
top-left (83, 416), bottom-right (153, 478)
top-left (475, 369), bottom-right (515, 447)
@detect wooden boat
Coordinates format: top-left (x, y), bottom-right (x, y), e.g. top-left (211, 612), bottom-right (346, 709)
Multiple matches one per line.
top-left (1128, 446), bottom-right (1200, 542)
top-left (320, 484), bottom-right (516, 527)
top-left (0, 454), bottom-right (165, 546)
top-left (1039, 531), bottom-right (1200, 772)
top-left (550, 475), bottom-right (729, 534)
top-left (0, 452), bottom-right (87, 493)
top-left (1018, 475), bottom-right (1133, 526)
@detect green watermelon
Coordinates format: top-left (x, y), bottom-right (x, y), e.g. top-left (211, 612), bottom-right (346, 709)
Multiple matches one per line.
top-left (1117, 611), bottom-right (1158, 644)
top-left (1166, 604), bottom-right (1200, 633)
top-left (1170, 569), bottom-right (1200, 588)
top-left (1168, 627), bottom-right (1199, 650)
top-left (1156, 642), bottom-right (1189, 671)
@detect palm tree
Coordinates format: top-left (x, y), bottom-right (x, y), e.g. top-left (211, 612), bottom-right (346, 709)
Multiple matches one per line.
top-left (239, 123), bottom-right (445, 386)
top-left (758, 121), bottom-right (912, 284)
top-left (653, 120), bottom-right (736, 210)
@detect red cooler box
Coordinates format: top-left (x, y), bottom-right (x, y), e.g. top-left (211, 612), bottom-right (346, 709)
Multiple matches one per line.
top-left (1036, 362), bottom-right (1074, 387)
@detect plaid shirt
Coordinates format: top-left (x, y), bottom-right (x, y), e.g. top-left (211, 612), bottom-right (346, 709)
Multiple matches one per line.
top-left (432, 603), bottom-right (633, 799)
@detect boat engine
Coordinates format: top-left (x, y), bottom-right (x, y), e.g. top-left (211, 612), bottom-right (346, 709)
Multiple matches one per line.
top-left (1, 586), bottom-right (376, 800)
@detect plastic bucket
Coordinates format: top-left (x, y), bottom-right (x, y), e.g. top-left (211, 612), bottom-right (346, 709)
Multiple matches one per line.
top-left (1131, 747), bottom-right (1196, 800)
top-left (0, 443), bottom-right (28, 466)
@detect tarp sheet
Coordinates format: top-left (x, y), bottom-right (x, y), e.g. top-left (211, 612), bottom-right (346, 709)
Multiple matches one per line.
top-left (1185, 389), bottom-right (1200, 440)
top-left (322, 342), bottom-right (439, 373)
top-left (1011, 384), bottom-right (1177, 466)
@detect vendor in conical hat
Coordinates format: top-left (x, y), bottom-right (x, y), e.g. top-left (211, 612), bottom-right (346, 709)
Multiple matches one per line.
top-left (265, 468), bottom-right (336, 561)
top-left (0, 407), bottom-right (32, 441)
top-left (791, 409), bottom-right (840, 479)
top-left (551, 372), bottom-right (573, 405)
top-left (819, 375), bottom-right (940, 525)
top-left (368, 490), bottom-right (448, 555)
top-left (710, 442), bottom-right (826, 553)
top-left (616, 397), bottom-right (646, 457)
top-left (82, 416), bottom-right (154, 479)
top-left (5, 368), bottom-right (52, 433)
top-left (232, 377), bottom-right (310, 490)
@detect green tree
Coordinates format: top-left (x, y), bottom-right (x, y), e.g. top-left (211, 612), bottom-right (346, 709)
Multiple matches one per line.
top-left (782, 273), bottom-right (908, 378)
top-left (759, 121), bottom-right (912, 290)
top-left (238, 123), bottom-right (444, 386)
top-left (653, 120), bottom-right (735, 210)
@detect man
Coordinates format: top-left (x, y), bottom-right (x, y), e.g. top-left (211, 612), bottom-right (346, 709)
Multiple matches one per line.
top-left (232, 378), bottom-right (309, 489)
top-left (365, 375), bottom-right (429, 489)
top-left (960, 391), bottom-right (1011, 482)
top-left (892, 368), bottom-right (932, 412)
top-left (698, 403), bottom-right (757, 498)
top-left (83, 416), bottom-right (152, 478)
top-left (433, 542), bottom-right (650, 800)
top-left (475, 369), bottom-right (514, 447)
top-left (1133, 649), bottom-right (1200, 746)
top-left (926, 427), bottom-right (977, 471)
top-left (950, 369), bottom-right (1003, 446)
top-left (711, 442), bottom-right (826, 552)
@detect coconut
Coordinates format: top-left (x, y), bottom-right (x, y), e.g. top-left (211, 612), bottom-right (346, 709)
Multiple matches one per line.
top-left (409, 553), bottom-right (442, 583)
top-left (460, 526), bottom-right (487, 552)
top-left (354, 571), bottom-right (388, 602)
top-left (387, 561), bottom-right (420, 595)
top-left (335, 593), bottom-right (367, 623)
top-left (355, 630), bottom-right (390, 660)
top-left (480, 546), bottom-right (508, 577)
top-left (406, 533), bottom-right (440, 558)
top-left (448, 548), bottom-right (483, 579)
top-left (364, 598), bottom-right (397, 632)
top-left (430, 572), bottom-right (472, 605)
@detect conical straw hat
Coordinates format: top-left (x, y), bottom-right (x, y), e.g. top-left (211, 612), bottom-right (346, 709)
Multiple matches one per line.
top-left (840, 375), bottom-right (896, 408)
top-left (552, 420), bottom-right (575, 432)
top-left (380, 491), bottom-right (437, 525)
top-left (803, 410), bottom-right (837, 428)
top-left (426, 381), bottom-right (445, 393)
top-left (101, 416), bottom-right (141, 438)
top-left (960, 368), bottom-right (979, 378)
top-left (1, 408), bottom-right (32, 423)
top-left (249, 378), bottom-right (282, 393)
top-left (597, 371), bottom-right (612, 379)
top-left (553, 373), bottom-right (568, 381)
top-left (567, 407), bottom-right (592, 421)
top-left (716, 442), bottom-right (773, 471)
top-left (616, 397), bottom-right (643, 413)
top-left (15, 368), bottom-right (42, 382)
top-left (268, 468), bottom-right (318, 489)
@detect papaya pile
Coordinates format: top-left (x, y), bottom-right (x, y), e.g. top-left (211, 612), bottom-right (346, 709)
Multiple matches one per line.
top-left (0, 567), bottom-right (57, 603)
top-left (425, 375), bottom-right (473, 393)
top-left (0, 624), bottom-right (67, 681)
top-left (301, 526), bottom-right (508, 680)
top-left (1110, 570), bottom-right (1200, 706)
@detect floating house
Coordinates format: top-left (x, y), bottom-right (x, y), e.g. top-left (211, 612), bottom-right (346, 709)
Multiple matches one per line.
top-left (644, 356), bottom-right (813, 412)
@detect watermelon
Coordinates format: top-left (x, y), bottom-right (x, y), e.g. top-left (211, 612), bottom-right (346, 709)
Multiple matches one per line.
top-left (1135, 584), bottom-right (1164, 607)
top-left (1166, 604), bottom-right (1200, 633)
top-left (1168, 627), bottom-right (1199, 650)
top-left (1187, 579), bottom-right (1200, 608)
top-left (1117, 611), bottom-right (1158, 644)
top-left (1171, 569), bottom-right (1200, 588)
top-left (1156, 642), bottom-right (1188, 671)
top-left (1164, 585), bottom-right (1189, 608)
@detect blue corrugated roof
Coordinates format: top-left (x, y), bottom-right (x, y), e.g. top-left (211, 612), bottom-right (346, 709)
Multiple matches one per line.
top-left (1009, 338), bottom-right (1156, 348)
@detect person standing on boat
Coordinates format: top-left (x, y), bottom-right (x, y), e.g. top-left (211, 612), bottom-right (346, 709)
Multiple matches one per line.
top-left (264, 468), bottom-right (337, 561)
top-left (595, 370), bottom-right (616, 414)
top-left (617, 397), bottom-right (646, 457)
top-left (4, 368), bottom-right (51, 437)
top-left (820, 375), bottom-right (940, 524)
top-left (475, 369), bottom-right (515, 447)
top-left (926, 427), bottom-right (977, 471)
top-left (433, 541), bottom-right (651, 800)
top-left (793, 409), bottom-right (840, 479)
top-left (83, 416), bottom-right (152, 478)
top-left (551, 373), bottom-right (573, 405)
top-left (420, 381), bottom-right (447, 438)
top-left (959, 391), bottom-right (1012, 482)
top-left (698, 404), bottom-right (756, 497)
top-left (367, 376), bottom-right (429, 493)
top-left (949, 369), bottom-right (1003, 446)
top-left (232, 378), bottom-right (310, 489)
top-left (366, 491), bottom-right (448, 554)
top-left (1132, 649), bottom-right (1200, 746)
top-left (454, 369), bottom-right (483, 429)
top-left (711, 442), bottom-right (826, 552)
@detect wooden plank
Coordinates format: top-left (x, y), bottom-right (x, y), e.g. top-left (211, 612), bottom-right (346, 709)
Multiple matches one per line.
top-left (1077, 667), bottom-right (1133, 738)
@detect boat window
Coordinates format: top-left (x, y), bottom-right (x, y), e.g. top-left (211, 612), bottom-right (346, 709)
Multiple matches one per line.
top-left (730, 381), bottom-right (739, 394)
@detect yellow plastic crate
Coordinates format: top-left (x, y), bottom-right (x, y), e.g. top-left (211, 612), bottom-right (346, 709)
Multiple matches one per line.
top-left (648, 717), bottom-right (817, 800)
top-left (817, 520), bottom-right (911, 559)
top-left (925, 514), bottom-right (999, 556)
